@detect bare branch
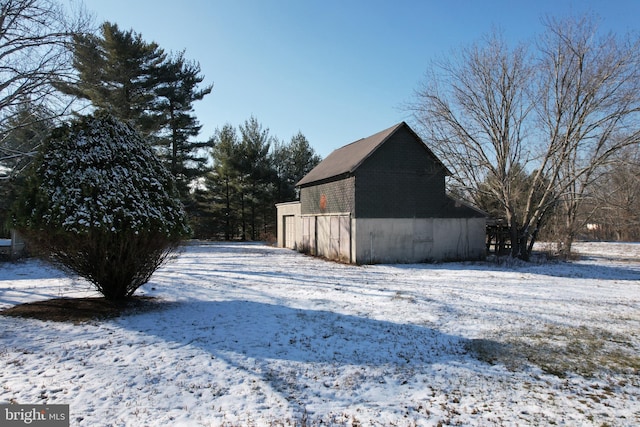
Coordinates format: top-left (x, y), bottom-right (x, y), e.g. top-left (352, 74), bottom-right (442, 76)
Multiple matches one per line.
top-left (409, 15), bottom-right (640, 258)
top-left (0, 0), bottom-right (90, 174)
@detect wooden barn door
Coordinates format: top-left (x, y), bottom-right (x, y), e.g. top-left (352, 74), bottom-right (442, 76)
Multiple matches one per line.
top-left (330, 215), bottom-right (351, 263)
top-left (302, 216), bottom-right (317, 255)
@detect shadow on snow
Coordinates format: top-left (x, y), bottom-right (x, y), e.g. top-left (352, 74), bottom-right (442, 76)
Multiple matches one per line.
top-left (120, 299), bottom-right (467, 367)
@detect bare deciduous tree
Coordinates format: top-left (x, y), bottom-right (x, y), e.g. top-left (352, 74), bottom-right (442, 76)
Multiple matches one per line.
top-left (0, 0), bottom-right (88, 176)
top-left (411, 31), bottom-right (537, 258)
top-left (411, 16), bottom-right (640, 259)
top-left (536, 16), bottom-right (640, 255)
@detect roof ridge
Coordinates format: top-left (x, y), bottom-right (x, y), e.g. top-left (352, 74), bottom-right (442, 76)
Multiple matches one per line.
top-left (296, 121), bottom-right (411, 187)
top-left (338, 121), bottom-right (405, 149)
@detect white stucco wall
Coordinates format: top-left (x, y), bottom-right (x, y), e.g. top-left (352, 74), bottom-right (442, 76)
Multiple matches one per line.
top-left (353, 217), bottom-right (486, 264)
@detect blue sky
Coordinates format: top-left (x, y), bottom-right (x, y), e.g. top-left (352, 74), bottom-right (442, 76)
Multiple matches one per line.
top-left (81, 0), bottom-right (639, 158)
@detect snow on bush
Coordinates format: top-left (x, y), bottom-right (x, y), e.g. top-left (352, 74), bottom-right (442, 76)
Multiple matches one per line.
top-left (14, 113), bottom-right (190, 300)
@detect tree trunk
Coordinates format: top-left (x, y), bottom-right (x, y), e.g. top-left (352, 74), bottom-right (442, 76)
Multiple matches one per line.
top-left (240, 191), bottom-right (246, 241)
top-left (510, 227), bottom-right (531, 261)
top-left (224, 177), bottom-right (230, 241)
top-left (558, 197), bottom-right (578, 258)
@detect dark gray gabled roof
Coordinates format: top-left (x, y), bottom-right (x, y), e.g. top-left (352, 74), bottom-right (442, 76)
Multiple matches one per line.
top-left (297, 121), bottom-right (451, 187)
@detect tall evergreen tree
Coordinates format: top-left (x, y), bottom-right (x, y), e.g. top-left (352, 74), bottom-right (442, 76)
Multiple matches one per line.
top-left (57, 22), bottom-right (167, 136)
top-left (206, 120), bottom-right (319, 241)
top-left (58, 21), bottom-right (213, 232)
top-left (237, 117), bottom-right (277, 240)
top-left (154, 51), bottom-right (213, 196)
top-left (209, 124), bottom-right (241, 240)
top-left (272, 131), bottom-right (321, 201)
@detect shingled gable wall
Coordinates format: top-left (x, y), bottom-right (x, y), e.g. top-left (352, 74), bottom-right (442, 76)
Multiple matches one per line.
top-left (300, 176), bottom-right (355, 215)
top-left (354, 125), bottom-right (447, 218)
top-left (276, 122), bottom-right (486, 264)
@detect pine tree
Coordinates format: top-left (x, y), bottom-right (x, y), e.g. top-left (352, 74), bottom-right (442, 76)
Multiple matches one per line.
top-left (209, 124), bottom-right (241, 240)
top-left (57, 22), bottom-right (166, 136)
top-left (154, 51), bottom-right (213, 197)
top-left (206, 120), bottom-right (318, 241)
top-left (237, 117), bottom-right (277, 240)
top-left (58, 22), bottom-right (213, 210)
top-left (272, 131), bottom-right (321, 201)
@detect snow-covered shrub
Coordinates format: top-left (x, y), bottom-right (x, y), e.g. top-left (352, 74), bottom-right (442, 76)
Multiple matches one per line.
top-left (14, 113), bottom-right (190, 301)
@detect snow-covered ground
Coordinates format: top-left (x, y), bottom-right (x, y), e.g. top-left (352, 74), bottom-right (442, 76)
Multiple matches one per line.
top-left (1, 241), bottom-right (639, 426)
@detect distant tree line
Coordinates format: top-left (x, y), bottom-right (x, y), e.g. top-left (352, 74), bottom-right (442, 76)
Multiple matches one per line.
top-left (0, 0), bottom-right (321, 241)
top-left (543, 146), bottom-right (640, 243)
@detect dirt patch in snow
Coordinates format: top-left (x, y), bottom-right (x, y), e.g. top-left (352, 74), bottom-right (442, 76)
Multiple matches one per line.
top-left (0, 296), bottom-right (167, 323)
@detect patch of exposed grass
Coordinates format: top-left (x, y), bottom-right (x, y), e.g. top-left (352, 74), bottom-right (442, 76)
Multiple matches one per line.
top-left (0, 296), bottom-right (169, 323)
top-left (215, 412), bottom-right (372, 427)
top-left (467, 324), bottom-right (640, 378)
